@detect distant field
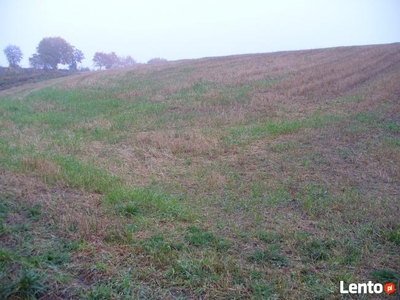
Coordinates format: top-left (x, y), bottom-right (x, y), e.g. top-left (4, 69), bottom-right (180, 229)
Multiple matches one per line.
top-left (0, 44), bottom-right (399, 299)
top-left (0, 68), bottom-right (74, 91)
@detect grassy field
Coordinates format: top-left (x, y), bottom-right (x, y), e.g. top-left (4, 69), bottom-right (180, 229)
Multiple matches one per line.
top-left (0, 43), bottom-right (399, 299)
top-left (0, 68), bottom-right (74, 91)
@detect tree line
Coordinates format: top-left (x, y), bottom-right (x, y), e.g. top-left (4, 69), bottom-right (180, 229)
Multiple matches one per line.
top-left (2, 36), bottom-right (167, 71)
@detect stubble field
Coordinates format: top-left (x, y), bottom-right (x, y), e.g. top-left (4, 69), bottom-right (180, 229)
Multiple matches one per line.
top-left (0, 43), bottom-right (399, 299)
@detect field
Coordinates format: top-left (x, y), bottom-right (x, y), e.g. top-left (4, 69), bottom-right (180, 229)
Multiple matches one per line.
top-left (0, 43), bottom-right (399, 299)
top-left (0, 68), bottom-right (74, 91)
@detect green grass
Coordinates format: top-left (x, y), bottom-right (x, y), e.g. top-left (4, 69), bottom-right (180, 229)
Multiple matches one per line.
top-left (224, 119), bottom-right (305, 146)
top-left (107, 185), bottom-right (194, 221)
top-left (0, 197), bottom-right (77, 299)
top-left (247, 245), bottom-right (289, 267)
top-left (185, 226), bottom-right (231, 251)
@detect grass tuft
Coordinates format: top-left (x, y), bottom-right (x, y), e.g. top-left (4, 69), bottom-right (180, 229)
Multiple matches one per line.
top-left (247, 245), bottom-right (289, 267)
top-left (0, 269), bottom-right (47, 300)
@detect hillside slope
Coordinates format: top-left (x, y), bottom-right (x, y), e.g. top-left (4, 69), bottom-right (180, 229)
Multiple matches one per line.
top-left (1, 43), bottom-right (399, 299)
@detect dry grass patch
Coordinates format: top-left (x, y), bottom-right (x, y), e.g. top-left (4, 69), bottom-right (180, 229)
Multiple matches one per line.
top-left (21, 156), bottom-right (60, 176)
top-left (135, 129), bottom-right (218, 156)
top-left (0, 172), bottom-right (123, 242)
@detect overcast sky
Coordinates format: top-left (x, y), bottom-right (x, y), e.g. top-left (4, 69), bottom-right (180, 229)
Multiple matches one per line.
top-left (1, 0), bottom-right (399, 68)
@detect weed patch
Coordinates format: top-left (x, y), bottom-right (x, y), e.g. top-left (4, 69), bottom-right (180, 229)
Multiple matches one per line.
top-left (383, 225), bottom-right (400, 245)
top-left (299, 238), bottom-right (338, 262)
top-left (247, 245), bottom-right (289, 267)
top-left (185, 226), bottom-right (231, 251)
top-left (107, 186), bottom-right (194, 221)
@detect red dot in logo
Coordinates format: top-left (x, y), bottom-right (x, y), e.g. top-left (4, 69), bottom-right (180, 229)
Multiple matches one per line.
top-left (384, 283), bottom-right (396, 295)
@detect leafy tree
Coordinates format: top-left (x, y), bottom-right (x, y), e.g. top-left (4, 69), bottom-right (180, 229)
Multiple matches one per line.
top-left (105, 52), bottom-right (118, 69)
top-left (4, 45), bottom-right (23, 67)
top-left (69, 48), bottom-right (85, 71)
top-left (93, 52), bottom-right (119, 70)
top-left (29, 54), bottom-right (44, 69)
top-left (116, 55), bottom-right (136, 68)
top-left (123, 55), bottom-right (136, 66)
top-left (35, 37), bottom-right (74, 69)
top-left (92, 52), bottom-right (107, 70)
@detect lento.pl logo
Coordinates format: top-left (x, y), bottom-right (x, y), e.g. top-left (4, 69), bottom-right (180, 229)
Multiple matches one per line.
top-left (340, 281), bottom-right (397, 295)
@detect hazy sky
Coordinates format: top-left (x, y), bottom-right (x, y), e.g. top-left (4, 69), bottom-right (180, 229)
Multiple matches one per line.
top-left (1, 0), bottom-right (399, 68)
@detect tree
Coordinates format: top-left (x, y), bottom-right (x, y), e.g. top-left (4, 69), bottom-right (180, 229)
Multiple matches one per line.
top-left (105, 52), bottom-right (118, 69)
top-left (123, 55), bottom-right (136, 67)
top-left (147, 57), bottom-right (167, 64)
top-left (93, 52), bottom-right (119, 70)
top-left (29, 53), bottom-right (44, 69)
top-left (69, 48), bottom-right (85, 71)
top-left (116, 55), bottom-right (136, 68)
top-left (93, 52), bottom-right (107, 70)
top-left (4, 45), bottom-right (23, 67)
top-left (35, 37), bottom-right (74, 69)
